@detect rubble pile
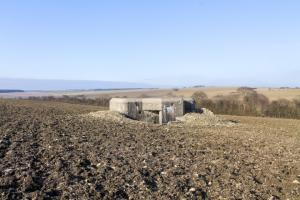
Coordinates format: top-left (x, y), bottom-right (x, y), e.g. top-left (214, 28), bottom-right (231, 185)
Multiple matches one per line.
top-left (176, 108), bottom-right (236, 126)
top-left (85, 111), bottom-right (133, 123)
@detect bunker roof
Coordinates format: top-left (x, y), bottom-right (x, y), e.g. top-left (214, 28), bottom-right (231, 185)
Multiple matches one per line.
top-left (110, 97), bottom-right (184, 104)
top-left (110, 98), bottom-right (141, 103)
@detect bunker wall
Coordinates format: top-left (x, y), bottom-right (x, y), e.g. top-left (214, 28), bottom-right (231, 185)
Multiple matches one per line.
top-left (109, 97), bottom-right (195, 124)
top-left (142, 99), bottom-right (162, 110)
top-left (109, 101), bottom-right (129, 114)
top-left (109, 98), bottom-right (142, 120)
top-left (161, 99), bottom-right (184, 123)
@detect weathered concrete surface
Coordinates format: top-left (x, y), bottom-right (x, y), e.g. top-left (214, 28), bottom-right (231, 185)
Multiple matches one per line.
top-left (142, 98), bottom-right (162, 111)
top-left (109, 98), bottom-right (195, 124)
top-left (109, 98), bottom-right (142, 120)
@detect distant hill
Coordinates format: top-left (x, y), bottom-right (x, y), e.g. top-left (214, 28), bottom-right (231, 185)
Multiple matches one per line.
top-left (0, 78), bottom-right (152, 91)
top-left (0, 89), bottom-right (24, 93)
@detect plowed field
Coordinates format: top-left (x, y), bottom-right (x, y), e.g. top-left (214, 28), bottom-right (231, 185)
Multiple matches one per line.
top-left (0, 100), bottom-right (299, 199)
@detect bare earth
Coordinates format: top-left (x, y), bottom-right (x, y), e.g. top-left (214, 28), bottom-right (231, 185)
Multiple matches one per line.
top-left (0, 99), bottom-right (299, 199)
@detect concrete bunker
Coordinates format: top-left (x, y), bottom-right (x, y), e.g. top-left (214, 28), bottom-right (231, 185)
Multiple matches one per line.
top-left (109, 97), bottom-right (196, 124)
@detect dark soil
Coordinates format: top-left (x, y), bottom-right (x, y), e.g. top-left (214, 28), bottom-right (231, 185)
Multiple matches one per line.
top-left (0, 100), bottom-right (299, 199)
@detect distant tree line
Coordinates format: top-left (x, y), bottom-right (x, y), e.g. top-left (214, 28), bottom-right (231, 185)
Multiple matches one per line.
top-left (192, 87), bottom-right (300, 119)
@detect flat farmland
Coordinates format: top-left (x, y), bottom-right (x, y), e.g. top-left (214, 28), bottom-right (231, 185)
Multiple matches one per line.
top-left (1, 87), bottom-right (300, 101)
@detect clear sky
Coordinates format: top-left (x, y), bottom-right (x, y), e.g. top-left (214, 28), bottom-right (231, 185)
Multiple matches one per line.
top-left (1, 0), bottom-right (300, 87)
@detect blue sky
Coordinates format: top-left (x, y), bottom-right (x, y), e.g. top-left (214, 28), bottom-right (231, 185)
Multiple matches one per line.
top-left (1, 0), bottom-right (300, 87)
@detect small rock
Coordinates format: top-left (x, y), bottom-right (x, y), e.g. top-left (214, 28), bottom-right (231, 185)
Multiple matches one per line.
top-left (4, 168), bottom-right (13, 174)
top-left (292, 180), bottom-right (300, 184)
